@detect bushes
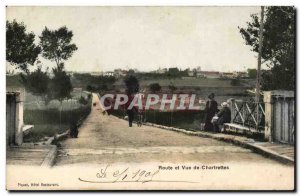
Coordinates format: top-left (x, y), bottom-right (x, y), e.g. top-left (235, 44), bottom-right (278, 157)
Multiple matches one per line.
top-left (24, 92), bottom-right (92, 125)
top-left (22, 91), bottom-right (92, 143)
top-left (230, 78), bottom-right (241, 86)
top-left (23, 104), bottom-right (91, 143)
top-left (111, 109), bottom-right (205, 129)
top-left (79, 96), bottom-right (89, 105)
top-left (144, 110), bottom-right (205, 128)
top-left (24, 105), bottom-right (91, 125)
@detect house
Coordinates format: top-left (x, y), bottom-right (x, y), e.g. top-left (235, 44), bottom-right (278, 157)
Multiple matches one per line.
top-left (156, 67), bottom-right (167, 74)
top-left (221, 72), bottom-right (235, 79)
top-left (188, 70), bottom-right (194, 77)
top-left (103, 71), bottom-right (114, 77)
top-left (187, 66), bottom-right (201, 77)
top-left (90, 72), bottom-right (103, 76)
top-left (195, 66), bottom-right (201, 72)
top-left (198, 71), bottom-right (220, 78)
top-left (233, 71), bottom-right (248, 78)
top-left (114, 69), bottom-right (128, 77)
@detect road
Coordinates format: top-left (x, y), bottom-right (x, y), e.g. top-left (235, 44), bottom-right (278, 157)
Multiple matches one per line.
top-left (54, 93), bottom-right (294, 190)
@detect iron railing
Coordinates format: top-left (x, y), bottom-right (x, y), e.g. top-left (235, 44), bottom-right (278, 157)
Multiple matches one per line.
top-left (229, 99), bottom-right (265, 132)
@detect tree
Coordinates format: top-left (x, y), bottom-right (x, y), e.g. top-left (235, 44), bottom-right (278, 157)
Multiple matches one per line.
top-left (49, 63), bottom-right (72, 102)
top-left (39, 26), bottom-right (78, 67)
top-left (168, 67), bottom-right (180, 77)
top-left (6, 20), bottom-right (41, 72)
top-left (20, 66), bottom-right (50, 99)
top-left (239, 6), bottom-right (295, 90)
top-left (247, 69), bottom-right (257, 79)
top-left (86, 85), bottom-right (93, 91)
top-left (20, 66), bottom-right (50, 110)
top-left (149, 83), bottom-right (161, 93)
top-left (49, 63), bottom-right (73, 129)
top-left (39, 26), bottom-right (76, 129)
top-left (79, 96), bottom-right (88, 105)
top-left (124, 75), bottom-right (139, 94)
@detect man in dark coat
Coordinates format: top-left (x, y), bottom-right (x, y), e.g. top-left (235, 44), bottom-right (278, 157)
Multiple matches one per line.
top-left (70, 119), bottom-right (78, 138)
top-left (125, 92), bottom-right (137, 127)
top-left (204, 93), bottom-right (218, 131)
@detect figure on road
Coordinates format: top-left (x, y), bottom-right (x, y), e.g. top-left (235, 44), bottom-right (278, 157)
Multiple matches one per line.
top-left (125, 92), bottom-right (136, 127)
top-left (204, 93), bottom-right (218, 131)
top-left (70, 119), bottom-right (79, 138)
top-left (137, 91), bottom-right (145, 127)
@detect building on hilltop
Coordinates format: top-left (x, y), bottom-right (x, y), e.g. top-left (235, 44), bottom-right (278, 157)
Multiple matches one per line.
top-left (198, 71), bottom-right (220, 78)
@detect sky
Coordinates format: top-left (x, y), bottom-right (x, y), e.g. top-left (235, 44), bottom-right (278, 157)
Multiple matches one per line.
top-left (6, 6), bottom-right (263, 73)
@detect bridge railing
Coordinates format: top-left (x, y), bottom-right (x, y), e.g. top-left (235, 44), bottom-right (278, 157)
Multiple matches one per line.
top-left (228, 99), bottom-right (265, 133)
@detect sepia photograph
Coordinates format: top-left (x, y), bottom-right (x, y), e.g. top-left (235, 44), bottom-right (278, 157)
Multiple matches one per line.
top-left (5, 5), bottom-right (295, 191)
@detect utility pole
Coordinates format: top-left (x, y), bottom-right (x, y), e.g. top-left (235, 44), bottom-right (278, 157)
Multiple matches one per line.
top-left (256, 6), bottom-right (265, 102)
top-left (256, 6), bottom-right (265, 131)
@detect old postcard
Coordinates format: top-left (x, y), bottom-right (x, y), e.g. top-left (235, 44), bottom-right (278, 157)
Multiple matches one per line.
top-left (5, 6), bottom-right (295, 191)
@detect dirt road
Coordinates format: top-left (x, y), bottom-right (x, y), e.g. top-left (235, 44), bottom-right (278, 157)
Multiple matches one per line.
top-left (53, 93), bottom-right (294, 190)
top-left (56, 93), bottom-right (292, 166)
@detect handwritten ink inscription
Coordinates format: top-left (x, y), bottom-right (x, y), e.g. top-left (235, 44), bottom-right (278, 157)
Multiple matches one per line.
top-left (79, 164), bottom-right (160, 184)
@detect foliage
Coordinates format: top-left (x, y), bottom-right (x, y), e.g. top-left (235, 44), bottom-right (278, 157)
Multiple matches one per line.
top-left (6, 20), bottom-right (41, 72)
top-left (39, 26), bottom-right (78, 66)
top-left (24, 105), bottom-right (91, 125)
top-left (79, 96), bottom-right (88, 105)
top-left (20, 66), bottom-right (50, 98)
top-left (49, 63), bottom-right (73, 102)
top-left (247, 69), bottom-right (257, 79)
top-left (167, 68), bottom-right (188, 77)
top-left (239, 6), bottom-right (295, 90)
top-left (124, 75), bottom-right (139, 94)
top-left (23, 101), bottom-right (91, 143)
top-left (127, 69), bottom-right (135, 75)
top-left (167, 67), bottom-right (180, 76)
top-left (73, 73), bottom-right (116, 91)
top-left (111, 109), bottom-right (205, 130)
top-left (149, 83), bottom-right (162, 93)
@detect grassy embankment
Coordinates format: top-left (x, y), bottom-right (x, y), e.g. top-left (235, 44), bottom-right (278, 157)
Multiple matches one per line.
top-left (23, 91), bottom-right (92, 143)
top-left (6, 74), bottom-right (92, 143)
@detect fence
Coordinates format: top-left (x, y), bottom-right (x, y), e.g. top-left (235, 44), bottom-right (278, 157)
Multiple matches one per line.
top-left (229, 91), bottom-right (294, 144)
top-left (229, 99), bottom-right (265, 133)
top-left (103, 90), bottom-right (295, 144)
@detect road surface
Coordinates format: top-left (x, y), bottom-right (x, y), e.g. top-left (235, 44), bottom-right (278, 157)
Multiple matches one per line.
top-left (54, 93), bottom-right (294, 190)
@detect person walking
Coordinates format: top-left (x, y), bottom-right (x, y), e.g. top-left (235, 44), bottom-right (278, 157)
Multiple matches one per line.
top-left (204, 93), bottom-right (218, 131)
top-left (125, 92), bottom-right (136, 127)
top-left (70, 119), bottom-right (79, 138)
